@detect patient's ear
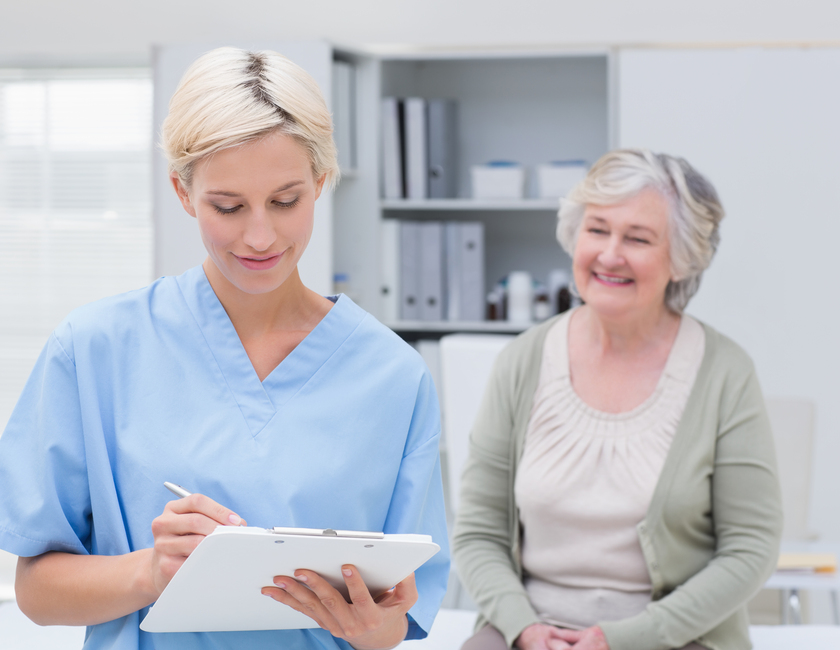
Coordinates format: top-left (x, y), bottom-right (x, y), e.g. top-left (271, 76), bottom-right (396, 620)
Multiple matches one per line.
top-left (170, 172), bottom-right (196, 218)
top-left (670, 267), bottom-right (684, 283)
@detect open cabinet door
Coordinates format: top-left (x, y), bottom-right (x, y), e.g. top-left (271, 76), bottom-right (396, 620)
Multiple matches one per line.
top-left (618, 46), bottom-right (840, 542)
top-left (152, 41), bottom-right (334, 296)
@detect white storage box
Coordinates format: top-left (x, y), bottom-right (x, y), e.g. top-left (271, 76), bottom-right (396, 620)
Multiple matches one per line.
top-left (471, 162), bottom-right (525, 199)
top-left (537, 160), bottom-right (588, 198)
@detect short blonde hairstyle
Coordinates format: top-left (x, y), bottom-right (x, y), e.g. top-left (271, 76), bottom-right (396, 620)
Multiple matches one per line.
top-left (557, 149), bottom-right (724, 313)
top-left (161, 47), bottom-right (339, 190)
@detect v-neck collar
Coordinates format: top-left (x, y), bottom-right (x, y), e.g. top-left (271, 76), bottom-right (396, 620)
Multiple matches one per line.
top-left (175, 266), bottom-right (365, 437)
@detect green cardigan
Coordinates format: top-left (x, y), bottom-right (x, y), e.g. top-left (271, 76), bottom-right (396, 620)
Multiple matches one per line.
top-left (451, 315), bottom-right (783, 650)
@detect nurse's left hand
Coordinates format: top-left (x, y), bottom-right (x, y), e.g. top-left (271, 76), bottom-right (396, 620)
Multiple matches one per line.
top-left (262, 565), bottom-right (417, 650)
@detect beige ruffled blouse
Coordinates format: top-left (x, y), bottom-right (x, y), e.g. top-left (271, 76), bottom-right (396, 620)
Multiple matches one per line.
top-left (514, 309), bottom-right (705, 630)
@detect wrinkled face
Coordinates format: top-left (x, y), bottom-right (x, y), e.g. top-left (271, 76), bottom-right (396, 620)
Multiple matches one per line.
top-left (171, 131), bottom-right (324, 295)
top-left (573, 188), bottom-right (674, 320)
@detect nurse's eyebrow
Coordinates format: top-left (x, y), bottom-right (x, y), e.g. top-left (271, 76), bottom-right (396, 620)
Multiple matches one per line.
top-left (205, 181), bottom-right (305, 197)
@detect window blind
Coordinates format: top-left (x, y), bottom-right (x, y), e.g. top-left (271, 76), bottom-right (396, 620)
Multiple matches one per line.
top-left (0, 69), bottom-right (153, 432)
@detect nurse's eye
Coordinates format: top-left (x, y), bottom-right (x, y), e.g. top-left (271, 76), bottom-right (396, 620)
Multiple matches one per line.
top-left (273, 198), bottom-right (301, 209)
top-left (629, 236), bottom-right (650, 244)
top-left (212, 204), bottom-right (242, 215)
top-left (588, 227), bottom-right (608, 235)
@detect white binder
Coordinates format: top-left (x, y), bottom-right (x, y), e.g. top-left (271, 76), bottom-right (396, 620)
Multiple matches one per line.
top-left (332, 60), bottom-right (356, 172)
top-left (140, 526), bottom-right (440, 633)
top-left (404, 97), bottom-right (428, 199)
top-left (399, 221), bottom-right (421, 320)
top-left (419, 221), bottom-right (443, 321)
top-left (444, 222), bottom-right (462, 321)
top-left (427, 99), bottom-right (457, 199)
top-left (380, 219), bottom-right (401, 323)
top-left (459, 222), bottom-right (485, 322)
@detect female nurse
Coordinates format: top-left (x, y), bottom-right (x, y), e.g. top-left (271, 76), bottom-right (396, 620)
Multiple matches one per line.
top-left (0, 47), bottom-right (449, 650)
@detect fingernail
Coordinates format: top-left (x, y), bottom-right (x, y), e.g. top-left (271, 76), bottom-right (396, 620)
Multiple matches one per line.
top-left (274, 580), bottom-right (286, 588)
top-left (342, 568), bottom-right (352, 577)
top-left (295, 574), bottom-right (308, 582)
top-left (228, 514), bottom-right (241, 525)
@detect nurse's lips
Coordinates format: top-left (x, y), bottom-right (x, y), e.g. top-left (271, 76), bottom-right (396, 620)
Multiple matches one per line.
top-left (234, 253), bottom-right (282, 270)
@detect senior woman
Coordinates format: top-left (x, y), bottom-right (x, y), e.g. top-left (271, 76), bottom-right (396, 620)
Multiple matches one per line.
top-left (453, 149), bottom-right (782, 650)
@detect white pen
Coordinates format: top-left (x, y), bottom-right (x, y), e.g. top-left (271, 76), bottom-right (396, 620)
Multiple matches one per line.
top-left (164, 481), bottom-right (192, 499)
top-left (164, 482), bottom-right (246, 526)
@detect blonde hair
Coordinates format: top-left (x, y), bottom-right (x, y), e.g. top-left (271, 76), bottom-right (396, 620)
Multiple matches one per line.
top-left (557, 148), bottom-right (724, 313)
top-left (161, 47), bottom-right (339, 190)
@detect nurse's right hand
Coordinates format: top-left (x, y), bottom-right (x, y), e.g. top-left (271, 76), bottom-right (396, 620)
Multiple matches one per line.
top-left (148, 493), bottom-right (246, 595)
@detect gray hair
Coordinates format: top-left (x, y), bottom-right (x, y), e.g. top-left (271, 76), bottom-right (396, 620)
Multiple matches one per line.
top-left (161, 47), bottom-right (339, 191)
top-left (557, 148), bottom-right (724, 313)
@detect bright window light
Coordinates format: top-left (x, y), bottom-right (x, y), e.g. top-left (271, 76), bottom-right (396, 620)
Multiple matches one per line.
top-left (0, 69), bottom-right (153, 432)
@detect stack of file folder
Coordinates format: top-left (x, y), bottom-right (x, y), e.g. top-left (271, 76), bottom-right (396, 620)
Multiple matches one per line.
top-left (380, 220), bottom-right (485, 323)
top-left (381, 97), bottom-right (457, 199)
top-left (332, 60), bottom-right (356, 172)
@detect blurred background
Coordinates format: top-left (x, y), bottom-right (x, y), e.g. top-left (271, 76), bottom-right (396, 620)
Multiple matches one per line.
top-left (1, 0), bottom-right (840, 630)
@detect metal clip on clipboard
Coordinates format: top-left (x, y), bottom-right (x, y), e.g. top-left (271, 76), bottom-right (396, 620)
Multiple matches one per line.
top-left (267, 527), bottom-right (386, 539)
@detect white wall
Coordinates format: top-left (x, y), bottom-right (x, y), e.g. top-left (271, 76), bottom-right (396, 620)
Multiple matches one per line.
top-left (3, 0), bottom-right (840, 65)
top-left (619, 47), bottom-right (840, 543)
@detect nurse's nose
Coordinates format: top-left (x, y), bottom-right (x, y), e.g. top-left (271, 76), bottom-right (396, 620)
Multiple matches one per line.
top-left (242, 208), bottom-right (277, 252)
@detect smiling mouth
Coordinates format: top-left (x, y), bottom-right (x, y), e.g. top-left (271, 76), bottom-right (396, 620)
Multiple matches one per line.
top-left (235, 253), bottom-right (282, 270)
top-left (594, 272), bottom-right (633, 285)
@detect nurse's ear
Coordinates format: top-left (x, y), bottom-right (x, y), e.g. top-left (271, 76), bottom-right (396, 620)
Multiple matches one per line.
top-left (313, 173), bottom-right (326, 202)
top-left (170, 172), bottom-right (197, 218)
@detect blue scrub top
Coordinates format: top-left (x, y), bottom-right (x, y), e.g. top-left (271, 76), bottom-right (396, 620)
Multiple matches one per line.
top-left (0, 265), bottom-right (450, 650)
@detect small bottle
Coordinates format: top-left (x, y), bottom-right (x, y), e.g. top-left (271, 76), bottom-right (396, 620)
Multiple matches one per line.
top-left (547, 268), bottom-right (571, 315)
top-left (533, 286), bottom-right (551, 321)
top-left (557, 286), bottom-right (573, 314)
top-left (333, 273), bottom-right (350, 296)
top-left (486, 283), bottom-right (506, 321)
top-left (498, 280), bottom-right (508, 321)
top-left (486, 290), bottom-right (499, 321)
top-left (507, 271), bottom-right (533, 324)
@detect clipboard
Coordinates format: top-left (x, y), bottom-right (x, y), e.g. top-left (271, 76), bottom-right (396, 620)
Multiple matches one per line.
top-left (139, 526), bottom-right (440, 633)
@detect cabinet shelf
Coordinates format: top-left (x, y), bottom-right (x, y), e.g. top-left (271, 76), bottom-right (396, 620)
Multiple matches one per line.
top-left (380, 198), bottom-right (561, 211)
top-left (386, 320), bottom-right (531, 336)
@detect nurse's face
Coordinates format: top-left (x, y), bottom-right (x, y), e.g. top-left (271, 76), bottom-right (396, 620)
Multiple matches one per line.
top-left (171, 130), bottom-right (324, 295)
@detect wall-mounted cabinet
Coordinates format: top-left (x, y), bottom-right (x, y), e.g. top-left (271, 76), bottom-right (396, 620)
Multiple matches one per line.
top-left (332, 49), bottom-right (613, 335)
